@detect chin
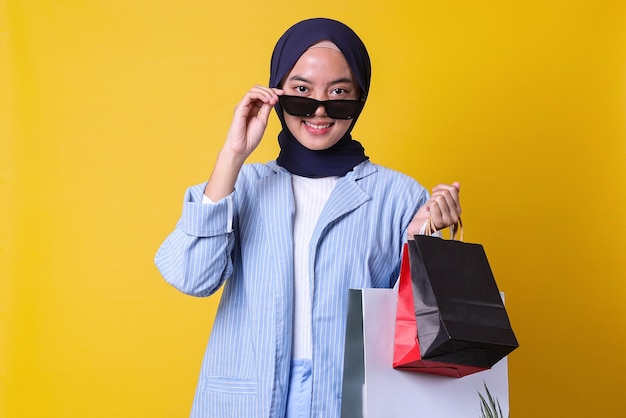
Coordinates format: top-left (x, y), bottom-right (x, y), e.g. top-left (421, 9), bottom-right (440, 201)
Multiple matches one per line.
top-left (298, 137), bottom-right (340, 151)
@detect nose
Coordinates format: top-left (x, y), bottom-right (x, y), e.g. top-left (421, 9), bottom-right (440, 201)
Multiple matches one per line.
top-left (313, 102), bottom-right (327, 117)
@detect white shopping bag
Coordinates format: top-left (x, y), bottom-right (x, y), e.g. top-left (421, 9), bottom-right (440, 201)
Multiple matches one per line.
top-left (341, 287), bottom-right (510, 418)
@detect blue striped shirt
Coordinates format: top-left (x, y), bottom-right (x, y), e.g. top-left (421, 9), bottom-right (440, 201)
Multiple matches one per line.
top-left (155, 160), bottom-right (429, 418)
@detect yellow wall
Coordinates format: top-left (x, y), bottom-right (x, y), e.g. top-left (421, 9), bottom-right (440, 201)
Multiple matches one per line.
top-left (2, 1), bottom-right (625, 416)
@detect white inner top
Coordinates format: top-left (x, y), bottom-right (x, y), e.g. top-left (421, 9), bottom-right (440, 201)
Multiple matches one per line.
top-left (291, 174), bottom-right (338, 359)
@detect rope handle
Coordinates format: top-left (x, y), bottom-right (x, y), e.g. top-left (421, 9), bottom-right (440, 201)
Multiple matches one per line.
top-left (423, 216), bottom-right (463, 241)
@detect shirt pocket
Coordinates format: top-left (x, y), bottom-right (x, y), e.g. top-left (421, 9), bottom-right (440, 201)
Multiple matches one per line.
top-left (202, 376), bottom-right (258, 395)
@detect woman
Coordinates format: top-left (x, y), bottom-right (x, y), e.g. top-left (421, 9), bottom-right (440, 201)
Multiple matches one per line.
top-left (155, 18), bottom-right (460, 418)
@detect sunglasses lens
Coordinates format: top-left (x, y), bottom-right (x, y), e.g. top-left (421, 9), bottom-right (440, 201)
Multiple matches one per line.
top-left (280, 96), bottom-right (363, 120)
top-left (325, 101), bottom-right (363, 120)
top-left (280, 96), bottom-right (317, 117)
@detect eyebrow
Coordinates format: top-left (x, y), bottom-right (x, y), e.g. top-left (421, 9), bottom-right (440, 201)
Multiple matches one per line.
top-left (287, 75), bottom-right (355, 85)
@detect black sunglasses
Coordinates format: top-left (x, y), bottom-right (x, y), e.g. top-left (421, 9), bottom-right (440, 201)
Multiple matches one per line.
top-left (279, 95), bottom-right (364, 120)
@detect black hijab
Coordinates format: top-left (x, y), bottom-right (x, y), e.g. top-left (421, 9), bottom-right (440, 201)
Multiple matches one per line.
top-left (269, 18), bottom-right (371, 178)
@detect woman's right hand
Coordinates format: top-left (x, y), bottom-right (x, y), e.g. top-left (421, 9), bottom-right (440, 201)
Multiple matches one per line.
top-left (224, 85), bottom-right (283, 159)
top-left (204, 86), bottom-right (282, 202)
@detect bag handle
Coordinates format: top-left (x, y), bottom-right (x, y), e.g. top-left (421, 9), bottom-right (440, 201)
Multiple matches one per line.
top-left (424, 216), bottom-right (464, 241)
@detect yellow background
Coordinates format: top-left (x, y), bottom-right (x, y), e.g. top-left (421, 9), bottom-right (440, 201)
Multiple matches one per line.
top-left (2, 1), bottom-right (625, 417)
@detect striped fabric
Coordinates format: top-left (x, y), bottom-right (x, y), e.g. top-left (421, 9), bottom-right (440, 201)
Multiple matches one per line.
top-left (155, 160), bottom-right (429, 418)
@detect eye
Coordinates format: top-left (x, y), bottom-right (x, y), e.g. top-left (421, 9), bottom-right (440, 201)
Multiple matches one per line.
top-left (295, 85), bottom-right (308, 94)
top-left (332, 88), bottom-right (347, 95)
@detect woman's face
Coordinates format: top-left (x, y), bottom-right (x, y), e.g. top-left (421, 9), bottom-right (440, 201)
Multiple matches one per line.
top-left (281, 44), bottom-right (360, 151)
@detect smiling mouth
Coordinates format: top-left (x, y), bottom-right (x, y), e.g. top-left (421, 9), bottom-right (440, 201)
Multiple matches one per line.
top-left (304, 121), bottom-right (333, 130)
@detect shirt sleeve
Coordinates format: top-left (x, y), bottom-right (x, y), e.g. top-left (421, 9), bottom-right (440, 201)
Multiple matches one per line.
top-left (154, 183), bottom-right (235, 297)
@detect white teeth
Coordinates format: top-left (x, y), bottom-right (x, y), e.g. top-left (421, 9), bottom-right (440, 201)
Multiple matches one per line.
top-left (304, 121), bottom-right (332, 129)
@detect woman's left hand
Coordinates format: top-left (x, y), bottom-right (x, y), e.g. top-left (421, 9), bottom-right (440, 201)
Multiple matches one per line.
top-left (407, 182), bottom-right (461, 239)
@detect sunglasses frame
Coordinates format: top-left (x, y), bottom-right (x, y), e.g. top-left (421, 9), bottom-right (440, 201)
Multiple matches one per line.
top-left (279, 95), bottom-right (365, 120)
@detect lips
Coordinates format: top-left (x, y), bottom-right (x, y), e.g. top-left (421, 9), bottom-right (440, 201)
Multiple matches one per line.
top-left (303, 120), bottom-right (334, 134)
top-left (304, 121), bottom-right (332, 129)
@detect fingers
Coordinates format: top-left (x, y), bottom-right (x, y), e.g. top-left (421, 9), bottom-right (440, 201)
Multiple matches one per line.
top-left (431, 183), bottom-right (461, 213)
top-left (426, 182), bottom-right (461, 230)
top-left (235, 86), bottom-right (283, 120)
top-left (226, 86), bottom-right (282, 150)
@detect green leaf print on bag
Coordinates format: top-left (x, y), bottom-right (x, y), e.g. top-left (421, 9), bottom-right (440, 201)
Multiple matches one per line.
top-left (478, 381), bottom-right (506, 418)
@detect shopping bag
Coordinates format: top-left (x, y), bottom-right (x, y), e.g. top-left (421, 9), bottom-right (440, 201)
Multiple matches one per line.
top-left (341, 287), bottom-right (510, 418)
top-left (393, 220), bottom-right (518, 377)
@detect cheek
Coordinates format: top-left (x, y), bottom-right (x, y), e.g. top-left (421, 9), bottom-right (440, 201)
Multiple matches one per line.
top-left (284, 114), bottom-right (300, 132)
top-left (334, 120), bottom-right (353, 136)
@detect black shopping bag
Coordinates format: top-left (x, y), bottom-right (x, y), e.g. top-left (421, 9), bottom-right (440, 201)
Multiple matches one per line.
top-left (394, 221), bottom-right (519, 377)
